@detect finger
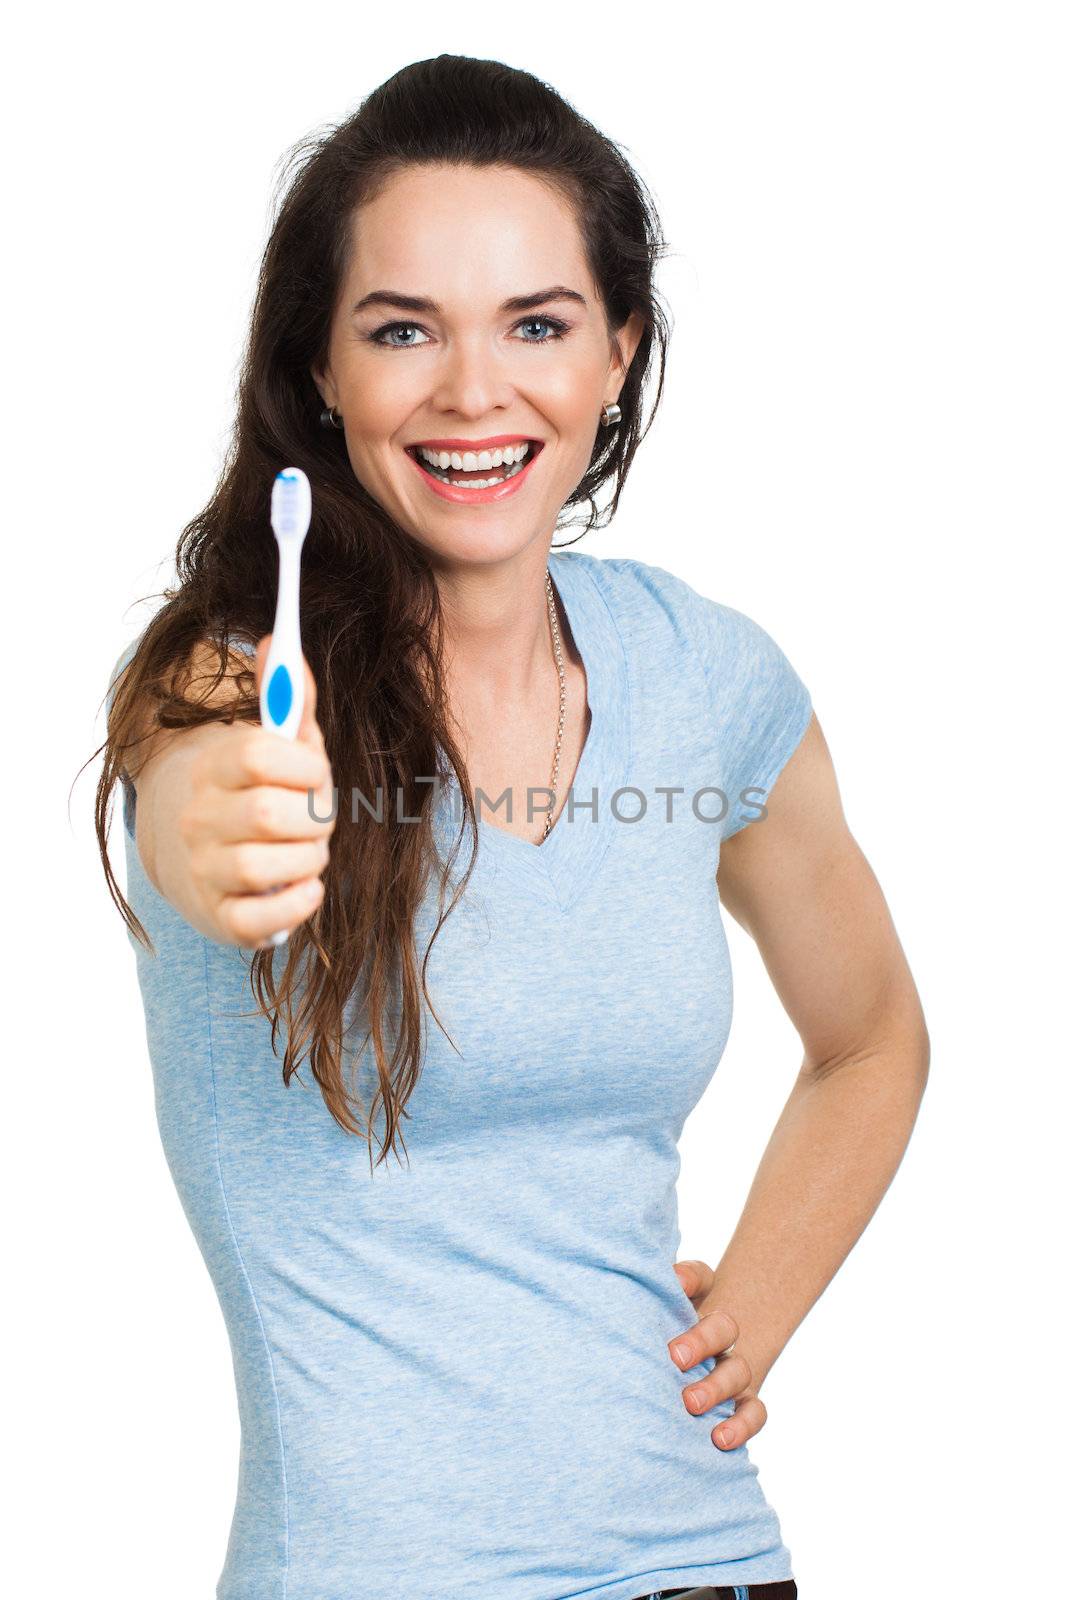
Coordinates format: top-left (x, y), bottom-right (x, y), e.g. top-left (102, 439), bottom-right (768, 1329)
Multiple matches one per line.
top-left (710, 1393), bottom-right (767, 1452)
top-left (201, 781), bottom-right (333, 846)
top-left (238, 783), bottom-right (335, 844)
top-left (673, 1259), bottom-right (715, 1300)
top-left (217, 874), bottom-right (325, 948)
top-left (253, 633), bottom-right (272, 697)
top-left (215, 836), bottom-right (330, 896)
top-left (211, 726), bottom-right (332, 799)
top-left (668, 1307), bottom-right (740, 1370)
top-left (681, 1353), bottom-right (754, 1417)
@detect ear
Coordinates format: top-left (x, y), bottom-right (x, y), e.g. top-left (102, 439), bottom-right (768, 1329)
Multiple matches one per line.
top-left (310, 362), bottom-right (334, 409)
top-left (607, 309), bottom-right (647, 396)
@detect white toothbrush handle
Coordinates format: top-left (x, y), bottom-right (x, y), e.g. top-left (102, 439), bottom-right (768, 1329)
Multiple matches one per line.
top-left (259, 537), bottom-right (306, 947)
top-left (259, 540), bottom-right (306, 739)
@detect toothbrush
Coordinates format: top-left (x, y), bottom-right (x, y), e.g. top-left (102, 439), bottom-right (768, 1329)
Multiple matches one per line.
top-left (258, 466), bottom-right (313, 948)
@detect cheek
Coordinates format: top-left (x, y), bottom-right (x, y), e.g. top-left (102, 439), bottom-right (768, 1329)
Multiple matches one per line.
top-left (341, 356), bottom-right (416, 436)
top-left (535, 359), bottom-right (608, 447)
top-left (536, 351), bottom-right (603, 411)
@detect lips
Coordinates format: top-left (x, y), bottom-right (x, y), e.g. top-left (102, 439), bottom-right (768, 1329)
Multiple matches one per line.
top-left (407, 436), bottom-right (544, 453)
top-left (405, 439), bottom-right (545, 504)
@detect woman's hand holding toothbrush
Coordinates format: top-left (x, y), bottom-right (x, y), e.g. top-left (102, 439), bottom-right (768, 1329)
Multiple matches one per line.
top-left (157, 643), bottom-right (334, 952)
top-left (132, 467), bottom-right (325, 950)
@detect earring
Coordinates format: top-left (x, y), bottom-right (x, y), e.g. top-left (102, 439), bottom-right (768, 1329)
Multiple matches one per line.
top-left (600, 402), bottom-right (622, 427)
top-left (319, 405), bottom-right (344, 430)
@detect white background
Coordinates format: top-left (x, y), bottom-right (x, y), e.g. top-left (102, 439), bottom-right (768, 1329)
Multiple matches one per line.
top-left (6, 4), bottom-right (1064, 1596)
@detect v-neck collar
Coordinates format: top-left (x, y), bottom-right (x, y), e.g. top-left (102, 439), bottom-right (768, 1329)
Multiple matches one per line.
top-left (432, 548), bottom-right (632, 915)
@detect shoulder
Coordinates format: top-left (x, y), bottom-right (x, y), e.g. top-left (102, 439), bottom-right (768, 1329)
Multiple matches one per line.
top-left (565, 550), bottom-right (783, 668)
top-left (568, 551), bottom-right (812, 820)
top-left (106, 624), bottom-right (258, 727)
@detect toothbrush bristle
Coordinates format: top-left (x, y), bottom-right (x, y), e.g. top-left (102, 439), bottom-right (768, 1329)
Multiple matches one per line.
top-left (271, 466), bottom-right (312, 539)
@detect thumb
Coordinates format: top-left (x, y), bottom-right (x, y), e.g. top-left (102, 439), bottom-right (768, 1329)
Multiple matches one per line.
top-left (254, 635), bottom-right (325, 752)
top-left (295, 654), bottom-right (324, 751)
top-left (674, 1260), bottom-right (714, 1299)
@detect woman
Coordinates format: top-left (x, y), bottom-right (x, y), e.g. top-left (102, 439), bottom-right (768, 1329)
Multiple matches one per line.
top-left (98, 55), bottom-right (929, 1600)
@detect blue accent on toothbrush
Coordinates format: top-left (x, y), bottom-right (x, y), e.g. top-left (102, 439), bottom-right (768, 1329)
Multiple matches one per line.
top-left (266, 663), bottom-right (293, 726)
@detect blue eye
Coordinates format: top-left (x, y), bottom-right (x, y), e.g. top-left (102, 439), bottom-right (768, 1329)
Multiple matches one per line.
top-left (515, 316), bottom-right (570, 343)
top-left (369, 323), bottom-right (430, 349)
top-left (367, 315), bottom-right (571, 349)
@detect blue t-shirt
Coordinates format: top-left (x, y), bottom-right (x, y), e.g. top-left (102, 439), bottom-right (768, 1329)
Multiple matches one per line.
top-left (107, 550), bottom-right (812, 1600)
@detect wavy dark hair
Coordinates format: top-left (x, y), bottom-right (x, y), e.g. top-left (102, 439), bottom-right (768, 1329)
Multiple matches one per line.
top-left (92, 54), bottom-right (672, 1168)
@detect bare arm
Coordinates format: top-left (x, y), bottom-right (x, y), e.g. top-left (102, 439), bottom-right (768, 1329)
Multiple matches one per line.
top-left (669, 710), bottom-right (930, 1443)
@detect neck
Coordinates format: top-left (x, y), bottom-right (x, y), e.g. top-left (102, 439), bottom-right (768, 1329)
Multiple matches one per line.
top-left (435, 552), bottom-right (560, 711)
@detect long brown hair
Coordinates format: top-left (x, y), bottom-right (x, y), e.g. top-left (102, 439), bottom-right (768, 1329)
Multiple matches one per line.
top-left (92, 55), bottom-right (671, 1167)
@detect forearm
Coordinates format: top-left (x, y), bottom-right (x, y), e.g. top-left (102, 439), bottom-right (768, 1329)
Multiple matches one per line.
top-left (134, 722), bottom-right (235, 932)
top-left (704, 1032), bottom-right (929, 1392)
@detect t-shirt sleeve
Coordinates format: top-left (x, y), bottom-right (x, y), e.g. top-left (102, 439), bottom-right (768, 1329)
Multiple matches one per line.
top-left (106, 636), bottom-right (145, 842)
top-left (700, 598), bottom-right (813, 839)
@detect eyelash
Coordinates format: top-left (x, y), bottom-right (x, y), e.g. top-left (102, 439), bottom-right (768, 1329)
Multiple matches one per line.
top-left (366, 315), bottom-right (572, 350)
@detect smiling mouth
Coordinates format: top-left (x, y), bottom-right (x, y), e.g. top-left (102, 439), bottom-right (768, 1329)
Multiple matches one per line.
top-left (405, 441), bottom-right (544, 487)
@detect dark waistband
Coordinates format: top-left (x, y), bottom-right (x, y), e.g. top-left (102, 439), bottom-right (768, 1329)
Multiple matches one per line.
top-left (637, 1581), bottom-right (798, 1600)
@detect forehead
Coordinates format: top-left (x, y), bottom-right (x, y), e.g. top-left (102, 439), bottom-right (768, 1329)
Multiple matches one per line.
top-left (345, 163), bottom-right (592, 302)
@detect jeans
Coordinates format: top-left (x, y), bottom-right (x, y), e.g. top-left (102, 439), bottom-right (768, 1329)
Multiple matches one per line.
top-left (637, 1583), bottom-right (799, 1599)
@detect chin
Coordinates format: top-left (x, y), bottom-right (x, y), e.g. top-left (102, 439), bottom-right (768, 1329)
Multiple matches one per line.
top-left (414, 527), bottom-right (548, 571)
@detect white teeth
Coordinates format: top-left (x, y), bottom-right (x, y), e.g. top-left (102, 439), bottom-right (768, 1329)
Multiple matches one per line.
top-left (417, 455), bottom-right (528, 487)
top-left (415, 441), bottom-right (532, 470)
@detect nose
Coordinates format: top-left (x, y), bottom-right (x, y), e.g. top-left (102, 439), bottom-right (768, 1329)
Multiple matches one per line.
top-left (431, 335), bottom-right (516, 421)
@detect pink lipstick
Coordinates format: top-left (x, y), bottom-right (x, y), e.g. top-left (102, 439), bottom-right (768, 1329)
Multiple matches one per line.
top-left (405, 440), bottom-right (544, 505)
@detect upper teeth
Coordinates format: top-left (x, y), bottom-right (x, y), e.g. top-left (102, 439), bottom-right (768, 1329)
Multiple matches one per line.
top-left (416, 442), bottom-right (532, 470)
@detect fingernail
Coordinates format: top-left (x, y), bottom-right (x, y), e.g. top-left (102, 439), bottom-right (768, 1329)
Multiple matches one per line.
top-left (718, 1427), bottom-right (734, 1447)
top-left (673, 1342), bottom-right (692, 1365)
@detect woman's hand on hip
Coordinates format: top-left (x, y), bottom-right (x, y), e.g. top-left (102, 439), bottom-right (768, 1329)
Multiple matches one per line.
top-left (668, 1259), bottom-right (768, 1453)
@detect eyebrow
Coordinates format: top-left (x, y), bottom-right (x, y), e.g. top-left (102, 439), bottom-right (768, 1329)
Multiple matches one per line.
top-left (350, 286), bottom-right (588, 317)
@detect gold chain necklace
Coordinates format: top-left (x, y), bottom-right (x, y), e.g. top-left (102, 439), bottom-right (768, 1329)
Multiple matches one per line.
top-left (543, 566), bottom-right (567, 841)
